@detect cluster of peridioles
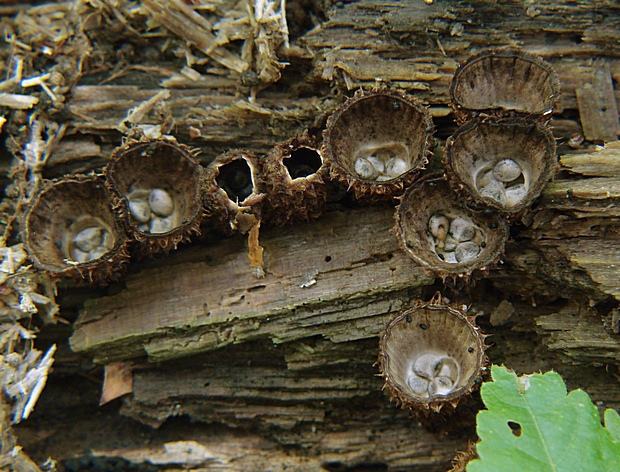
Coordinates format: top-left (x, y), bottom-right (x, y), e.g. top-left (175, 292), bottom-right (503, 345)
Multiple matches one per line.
top-left (23, 48), bottom-right (559, 415)
top-left (379, 48), bottom-right (561, 415)
top-left (22, 131), bottom-right (330, 283)
top-left (378, 296), bottom-right (489, 414)
top-left (23, 141), bottom-right (203, 284)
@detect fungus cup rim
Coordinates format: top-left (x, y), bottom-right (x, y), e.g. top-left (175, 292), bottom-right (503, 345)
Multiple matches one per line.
top-left (322, 88), bottom-right (434, 199)
top-left (394, 173), bottom-right (508, 282)
top-left (378, 299), bottom-right (488, 412)
top-left (23, 174), bottom-right (130, 284)
top-left (449, 47), bottom-right (561, 119)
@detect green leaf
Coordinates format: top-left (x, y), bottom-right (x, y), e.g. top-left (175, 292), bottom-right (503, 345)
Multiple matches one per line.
top-left (605, 409), bottom-right (620, 442)
top-left (467, 365), bottom-right (620, 472)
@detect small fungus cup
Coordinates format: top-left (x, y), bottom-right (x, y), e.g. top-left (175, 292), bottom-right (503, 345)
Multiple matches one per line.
top-left (444, 118), bottom-right (557, 215)
top-left (322, 89), bottom-right (434, 200)
top-left (450, 48), bottom-right (561, 121)
top-left (260, 131), bottom-right (328, 227)
top-left (450, 48), bottom-right (560, 120)
top-left (203, 149), bottom-right (265, 234)
top-left (24, 175), bottom-right (129, 284)
top-left (106, 139), bottom-right (204, 252)
top-left (395, 174), bottom-right (508, 283)
top-left (378, 297), bottom-right (488, 413)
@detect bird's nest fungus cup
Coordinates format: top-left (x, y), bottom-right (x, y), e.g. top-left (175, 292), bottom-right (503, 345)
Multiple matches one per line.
top-left (24, 175), bottom-right (129, 283)
top-left (450, 48), bottom-right (561, 121)
top-left (322, 89), bottom-right (434, 200)
top-left (260, 131), bottom-right (328, 227)
top-left (395, 174), bottom-right (508, 282)
top-left (105, 139), bottom-right (204, 253)
top-left (203, 149), bottom-right (265, 234)
top-left (444, 119), bottom-right (557, 215)
top-left (378, 297), bottom-right (488, 413)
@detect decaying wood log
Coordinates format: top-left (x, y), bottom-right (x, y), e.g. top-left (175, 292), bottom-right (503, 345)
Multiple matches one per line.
top-left (54, 143), bottom-right (620, 471)
top-left (4, 1), bottom-right (620, 471)
top-left (69, 204), bottom-right (431, 363)
top-left (69, 144), bottom-right (620, 363)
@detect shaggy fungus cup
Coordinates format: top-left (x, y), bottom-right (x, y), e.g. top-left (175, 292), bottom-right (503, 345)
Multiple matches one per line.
top-left (395, 174), bottom-right (507, 282)
top-left (24, 175), bottom-right (129, 283)
top-left (322, 89), bottom-right (434, 200)
top-left (378, 298), bottom-right (488, 413)
top-left (106, 139), bottom-right (204, 252)
top-left (450, 48), bottom-right (560, 121)
top-left (444, 118), bottom-right (557, 215)
top-left (260, 131), bottom-right (328, 227)
top-left (203, 149), bottom-right (265, 234)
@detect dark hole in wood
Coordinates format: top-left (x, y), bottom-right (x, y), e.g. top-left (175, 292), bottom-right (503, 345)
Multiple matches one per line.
top-left (217, 159), bottom-right (253, 202)
top-left (322, 461), bottom-right (388, 472)
top-left (284, 147), bottom-right (322, 179)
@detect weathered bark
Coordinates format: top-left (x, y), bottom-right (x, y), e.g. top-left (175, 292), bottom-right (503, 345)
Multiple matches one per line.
top-left (69, 145), bottom-right (620, 364)
top-left (7, 0), bottom-right (620, 471)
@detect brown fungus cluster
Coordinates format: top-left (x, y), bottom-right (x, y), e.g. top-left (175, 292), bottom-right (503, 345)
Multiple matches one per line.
top-left (385, 48), bottom-right (559, 413)
top-left (444, 48), bottom-right (560, 218)
top-left (21, 48), bottom-right (558, 416)
top-left (22, 135), bottom-right (328, 283)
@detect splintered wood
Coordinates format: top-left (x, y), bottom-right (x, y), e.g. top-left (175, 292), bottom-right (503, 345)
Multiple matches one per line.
top-left (6, 0), bottom-right (620, 470)
top-left (70, 206), bottom-right (432, 363)
top-left (576, 60), bottom-right (620, 143)
top-left (247, 220), bottom-right (264, 272)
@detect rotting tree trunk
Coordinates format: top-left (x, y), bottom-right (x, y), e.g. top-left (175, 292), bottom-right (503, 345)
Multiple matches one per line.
top-left (7, 1), bottom-right (620, 471)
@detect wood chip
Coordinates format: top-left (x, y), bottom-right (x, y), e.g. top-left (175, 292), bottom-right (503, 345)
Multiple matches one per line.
top-left (490, 300), bottom-right (516, 326)
top-left (100, 361), bottom-right (134, 405)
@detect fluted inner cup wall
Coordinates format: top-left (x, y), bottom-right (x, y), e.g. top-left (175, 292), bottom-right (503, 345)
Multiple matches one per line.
top-left (323, 90), bottom-right (433, 197)
top-left (107, 141), bottom-right (202, 236)
top-left (450, 49), bottom-right (560, 117)
top-left (444, 119), bottom-right (556, 212)
top-left (24, 177), bottom-right (126, 280)
top-left (379, 302), bottom-right (486, 411)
